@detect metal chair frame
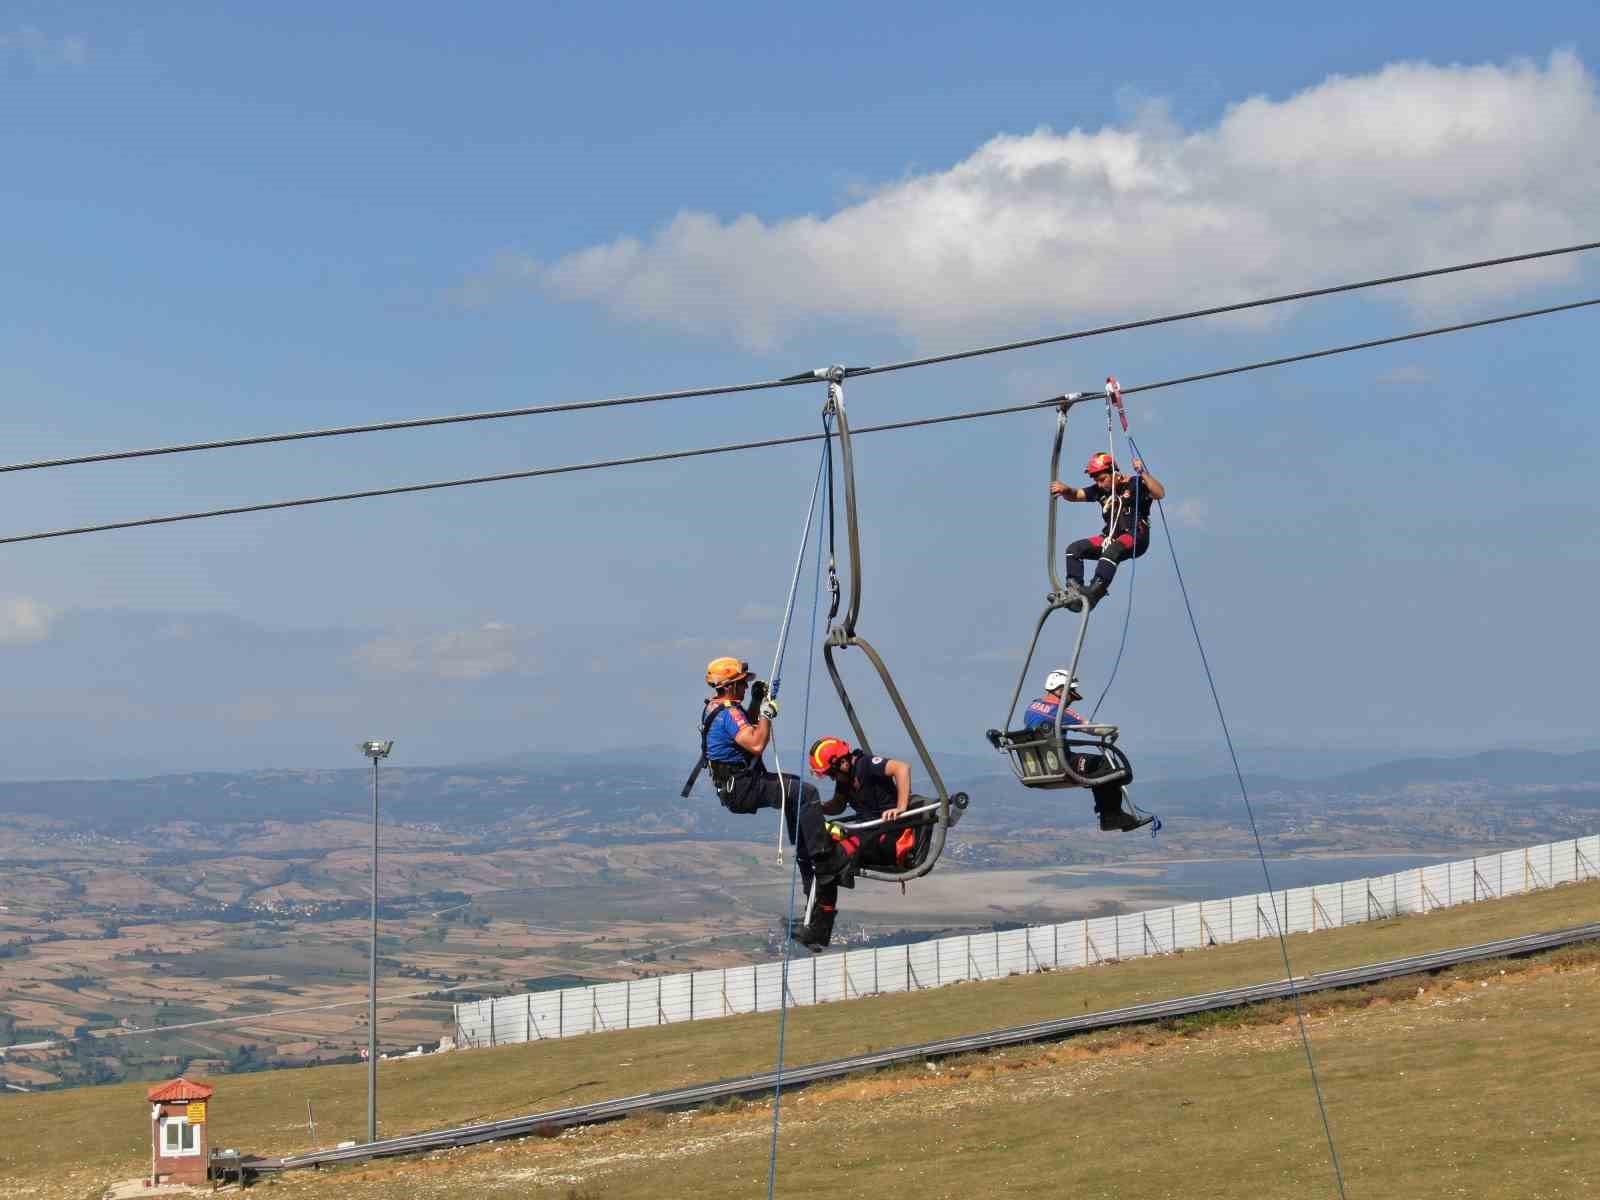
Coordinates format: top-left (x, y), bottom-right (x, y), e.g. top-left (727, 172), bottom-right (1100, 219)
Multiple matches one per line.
top-left (992, 390), bottom-right (1134, 792)
top-left (817, 369), bottom-right (967, 882)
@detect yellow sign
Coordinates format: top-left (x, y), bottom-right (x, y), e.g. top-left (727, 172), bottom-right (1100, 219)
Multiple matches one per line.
top-left (186, 1102), bottom-right (207, 1124)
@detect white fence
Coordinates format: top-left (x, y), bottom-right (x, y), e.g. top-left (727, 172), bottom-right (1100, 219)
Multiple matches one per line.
top-left (454, 835), bottom-right (1600, 1048)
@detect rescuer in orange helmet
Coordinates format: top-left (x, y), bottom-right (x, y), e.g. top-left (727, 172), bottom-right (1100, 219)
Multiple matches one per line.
top-left (686, 657), bottom-right (856, 898)
top-left (1050, 452), bottom-right (1165, 611)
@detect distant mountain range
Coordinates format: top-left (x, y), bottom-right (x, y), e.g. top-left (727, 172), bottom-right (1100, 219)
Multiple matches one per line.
top-left (0, 746), bottom-right (1596, 838)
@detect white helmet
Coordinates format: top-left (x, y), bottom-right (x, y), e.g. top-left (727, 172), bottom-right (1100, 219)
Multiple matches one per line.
top-left (1044, 669), bottom-right (1078, 694)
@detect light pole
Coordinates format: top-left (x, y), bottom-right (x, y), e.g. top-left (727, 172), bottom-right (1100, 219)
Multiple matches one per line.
top-left (359, 739), bottom-right (393, 1144)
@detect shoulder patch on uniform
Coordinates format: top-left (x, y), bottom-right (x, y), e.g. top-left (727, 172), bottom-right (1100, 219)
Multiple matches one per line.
top-left (871, 756), bottom-right (884, 765)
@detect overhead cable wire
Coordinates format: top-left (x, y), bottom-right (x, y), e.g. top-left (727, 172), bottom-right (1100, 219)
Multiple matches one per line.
top-left (849, 238), bottom-right (1600, 378)
top-left (1, 296), bottom-right (1594, 548)
top-left (0, 376), bottom-right (811, 476)
top-left (1, 241), bottom-right (1595, 477)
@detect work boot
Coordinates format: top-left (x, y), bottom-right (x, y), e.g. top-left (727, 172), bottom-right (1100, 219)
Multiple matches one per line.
top-left (810, 838), bottom-right (859, 885)
top-left (1082, 578), bottom-right (1110, 610)
top-left (790, 908), bottom-right (836, 953)
top-left (985, 728), bottom-right (1003, 749)
top-left (1107, 788), bottom-right (1154, 832)
top-left (1096, 804), bottom-right (1122, 832)
top-left (1062, 580), bottom-right (1086, 613)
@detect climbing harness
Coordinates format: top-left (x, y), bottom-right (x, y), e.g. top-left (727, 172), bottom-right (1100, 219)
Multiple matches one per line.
top-left (810, 368), bottom-right (968, 883)
top-left (989, 381), bottom-right (1158, 833)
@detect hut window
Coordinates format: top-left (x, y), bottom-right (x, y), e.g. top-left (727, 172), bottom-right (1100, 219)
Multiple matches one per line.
top-left (163, 1118), bottom-right (199, 1155)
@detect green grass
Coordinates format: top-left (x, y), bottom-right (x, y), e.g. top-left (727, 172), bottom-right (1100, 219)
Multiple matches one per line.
top-left (1, 876), bottom-right (1597, 1199)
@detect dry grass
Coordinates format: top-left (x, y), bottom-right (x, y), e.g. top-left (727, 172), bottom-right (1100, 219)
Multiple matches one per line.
top-left (1, 877), bottom-right (1597, 1199)
top-left (260, 951), bottom-right (1600, 1199)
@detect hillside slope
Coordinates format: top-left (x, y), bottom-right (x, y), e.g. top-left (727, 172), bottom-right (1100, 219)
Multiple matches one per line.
top-left (2, 877), bottom-right (1596, 1199)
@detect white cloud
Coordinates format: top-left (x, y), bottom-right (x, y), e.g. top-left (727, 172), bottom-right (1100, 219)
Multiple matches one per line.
top-left (0, 597), bottom-right (55, 646)
top-left (354, 621), bottom-right (534, 681)
top-left (1170, 499), bottom-right (1209, 529)
top-left (1376, 364), bottom-right (1431, 385)
top-left (1, 27), bottom-right (87, 69)
top-left (482, 51), bottom-right (1599, 348)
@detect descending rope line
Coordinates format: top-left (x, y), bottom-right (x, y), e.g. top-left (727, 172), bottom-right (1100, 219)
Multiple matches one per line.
top-left (767, 464), bottom-right (829, 1200)
top-left (1139, 434), bottom-right (1348, 1199)
top-left (2, 297), bottom-right (1593, 548)
top-left (1, 241), bottom-right (1594, 477)
top-left (767, 445), bottom-right (828, 863)
top-left (1087, 474), bottom-right (1138, 723)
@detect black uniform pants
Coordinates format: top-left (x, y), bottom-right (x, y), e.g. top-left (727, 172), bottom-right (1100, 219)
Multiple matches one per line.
top-left (805, 827), bottom-right (903, 919)
top-left (1074, 753), bottom-right (1127, 816)
top-left (1065, 529), bottom-right (1150, 588)
top-left (724, 770), bottom-right (827, 890)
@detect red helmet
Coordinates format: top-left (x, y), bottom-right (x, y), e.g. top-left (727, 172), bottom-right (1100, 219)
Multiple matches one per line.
top-left (808, 736), bottom-right (854, 777)
top-left (1084, 452), bottom-right (1117, 477)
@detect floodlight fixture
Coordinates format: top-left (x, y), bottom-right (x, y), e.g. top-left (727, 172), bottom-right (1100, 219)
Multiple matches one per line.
top-left (360, 739), bottom-right (394, 761)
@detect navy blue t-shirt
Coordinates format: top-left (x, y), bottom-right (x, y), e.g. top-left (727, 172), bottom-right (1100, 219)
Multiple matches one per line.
top-left (1084, 478), bottom-right (1153, 538)
top-left (837, 753), bottom-right (900, 817)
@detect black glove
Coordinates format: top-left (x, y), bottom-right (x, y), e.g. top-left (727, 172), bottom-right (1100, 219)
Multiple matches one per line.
top-left (747, 679), bottom-right (768, 717)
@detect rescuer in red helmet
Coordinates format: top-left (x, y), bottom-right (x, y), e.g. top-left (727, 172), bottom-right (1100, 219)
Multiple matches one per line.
top-left (786, 736), bottom-right (923, 951)
top-left (1050, 452), bottom-right (1165, 611)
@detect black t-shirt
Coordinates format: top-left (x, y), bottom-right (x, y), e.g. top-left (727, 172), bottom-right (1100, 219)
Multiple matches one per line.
top-left (1084, 478), bottom-right (1153, 538)
top-left (835, 753), bottom-right (900, 817)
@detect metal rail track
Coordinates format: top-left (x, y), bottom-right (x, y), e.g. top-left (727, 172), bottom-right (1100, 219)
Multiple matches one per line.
top-left (261, 921), bottom-right (1600, 1173)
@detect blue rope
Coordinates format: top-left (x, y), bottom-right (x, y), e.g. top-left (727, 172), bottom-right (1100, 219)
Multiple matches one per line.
top-left (766, 430), bottom-right (830, 1200)
top-left (1144, 450), bottom-right (1348, 1200)
top-left (1087, 468), bottom-right (1138, 722)
top-left (768, 447), bottom-right (828, 700)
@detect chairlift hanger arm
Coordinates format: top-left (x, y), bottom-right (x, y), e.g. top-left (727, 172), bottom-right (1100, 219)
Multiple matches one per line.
top-left (805, 367), bottom-right (960, 883)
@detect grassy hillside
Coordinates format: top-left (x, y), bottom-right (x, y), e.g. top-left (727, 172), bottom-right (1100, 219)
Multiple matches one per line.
top-left (2, 876), bottom-right (1596, 1199)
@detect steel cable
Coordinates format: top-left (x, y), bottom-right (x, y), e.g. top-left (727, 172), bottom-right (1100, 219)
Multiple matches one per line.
top-left (0, 242), bottom-right (1594, 478)
top-left (1, 297), bottom-right (1592, 548)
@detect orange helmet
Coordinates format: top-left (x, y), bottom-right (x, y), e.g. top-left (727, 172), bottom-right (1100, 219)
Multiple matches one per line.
top-left (808, 736), bottom-right (854, 777)
top-left (705, 656), bottom-right (751, 689)
top-left (1085, 452), bottom-right (1117, 477)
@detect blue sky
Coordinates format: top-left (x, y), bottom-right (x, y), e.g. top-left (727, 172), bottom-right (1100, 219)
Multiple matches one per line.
top-left (1, 4), bottom-right (1597, 778)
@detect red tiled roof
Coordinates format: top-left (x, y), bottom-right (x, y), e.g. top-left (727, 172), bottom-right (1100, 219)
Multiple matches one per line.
top-left (146, 1077), bottom-right (214, 1102)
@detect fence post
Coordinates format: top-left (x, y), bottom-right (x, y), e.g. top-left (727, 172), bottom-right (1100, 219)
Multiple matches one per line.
top-left (526, 994), bottom-right (532, 1043)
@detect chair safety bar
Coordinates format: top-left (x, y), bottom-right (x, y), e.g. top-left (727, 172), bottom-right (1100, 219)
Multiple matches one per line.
top-left (819, 370), bottom-right (959, 883)
top-left (991, 726), bottom-right (1134, 791)
top-left (827, 799), bottom-right (947, 835)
